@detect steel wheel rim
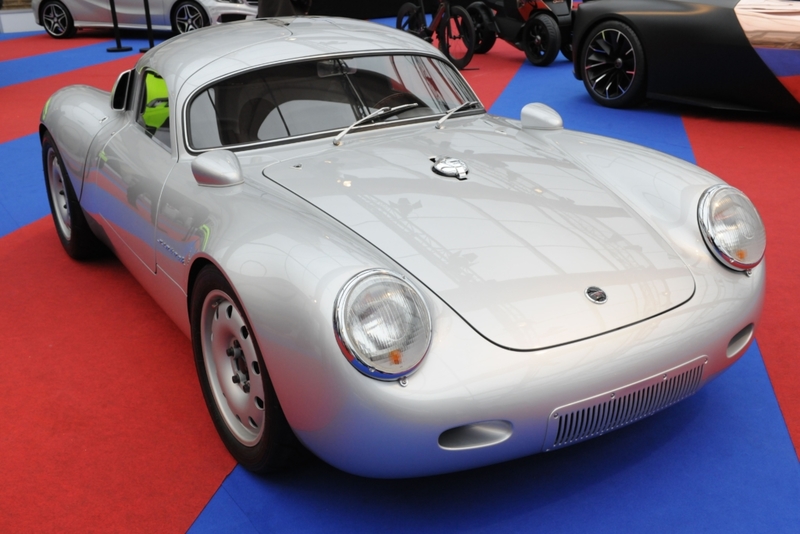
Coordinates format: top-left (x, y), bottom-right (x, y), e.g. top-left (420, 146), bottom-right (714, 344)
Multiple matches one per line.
top-left (584, 29), bottom-right (636, 100)
top-left (42, 4), bottom-right (68, 37)
top-left (526, 20), bottom-right (550, 59)
top-left (175, 4), bottom-right (204, 33)
top-left (46, 147), bottom-right (72, 239)
top-left (201, 290), bottom-right (265, 446)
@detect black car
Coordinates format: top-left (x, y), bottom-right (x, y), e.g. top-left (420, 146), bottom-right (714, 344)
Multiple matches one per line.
top-left (572, 0), bottom-right (800, 114)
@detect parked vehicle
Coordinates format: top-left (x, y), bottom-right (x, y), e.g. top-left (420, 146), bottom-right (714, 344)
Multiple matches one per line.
top-left (573, 0), bottom-right (800, 112)
top-left (32, 0), bottom-right (257, 38)
top-left (396, 0), bottom-right (477, 69)
top-left (467, 0), bottom-right (574, 66)
top-left (40, 17), bottom-right (765, 478)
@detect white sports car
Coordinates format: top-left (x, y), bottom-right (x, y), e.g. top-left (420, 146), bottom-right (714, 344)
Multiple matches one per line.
top-left (39, 17), bottom-right (765, 478)
top-left (32, 0), bottom-right (257, 38)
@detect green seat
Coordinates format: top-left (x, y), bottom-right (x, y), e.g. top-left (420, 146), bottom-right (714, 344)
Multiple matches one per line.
top-left (142, 72), bottom-right (169, 131)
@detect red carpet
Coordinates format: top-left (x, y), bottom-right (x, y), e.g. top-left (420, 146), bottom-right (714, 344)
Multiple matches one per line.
top-left (0, 219), bottom-right (236, 533)
top-left (0, 55), bottom-right (139, 144)
top-left (683, 114), bottom-right (800, 457)
top-left (460, 40), bottom-right (525, 109)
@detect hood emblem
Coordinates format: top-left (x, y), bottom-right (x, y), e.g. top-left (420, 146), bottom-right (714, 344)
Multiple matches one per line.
top-left (585, 286), bottom-right (607, 304)
top-left (431, 156), bottom-right (468, 180)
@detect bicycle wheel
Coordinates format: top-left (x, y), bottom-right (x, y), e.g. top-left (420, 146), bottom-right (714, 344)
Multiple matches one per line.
top-left (468, 2), bottom-right (496, 54)
top-left (397, 2), bottom-right (426, 38)
top-left (437, 5), bottom-right (476, 70)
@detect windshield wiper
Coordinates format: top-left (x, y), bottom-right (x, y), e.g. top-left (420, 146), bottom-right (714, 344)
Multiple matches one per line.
top-left (435, 100), bottom-right (481, 130)
top-left (333, 103), bottom-right (419, 146)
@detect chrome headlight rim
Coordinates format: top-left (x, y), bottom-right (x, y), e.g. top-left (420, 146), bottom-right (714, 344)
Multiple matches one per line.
top-left (697, 184), bottom-right (765, 271)
top-left (334, 268), bottom-right (432, 381)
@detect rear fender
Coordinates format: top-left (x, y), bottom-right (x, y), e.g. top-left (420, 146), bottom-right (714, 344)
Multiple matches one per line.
top-left (40, 85), bottom-right (124, 199)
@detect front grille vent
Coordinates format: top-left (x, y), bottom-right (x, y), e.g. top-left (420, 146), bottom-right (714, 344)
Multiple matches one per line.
top-left (544, 357), bottom-right (706, 451)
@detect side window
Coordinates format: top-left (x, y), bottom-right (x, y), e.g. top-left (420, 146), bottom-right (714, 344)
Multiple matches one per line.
top-left (137, 70), bottom-right (171, 149)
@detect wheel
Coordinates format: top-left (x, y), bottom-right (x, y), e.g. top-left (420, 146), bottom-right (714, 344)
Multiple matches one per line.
top-left (42, 132), bottom-right (104, 259)
top-left (522, 14), bottom-right (560, 67)
top-left (396, 2), bottom-right (426, 38)
top-left (581, 21), bottom-right (646, 108)
top-left (191, 266), bottom-right (299, 473)
top-left (437, 5), bottom-right (476, 70)
top-left (40, 0), bottom-right (76, 39)
top-left (468, 2), bottom-right (497, 54)
top-left (171, 0), bottom-right (208, 34)
top-left (560, 33), bottom-right (573, 62)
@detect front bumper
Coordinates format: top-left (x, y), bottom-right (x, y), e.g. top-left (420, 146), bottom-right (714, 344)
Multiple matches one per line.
top-left (266, 257), bottom-right (764, 478)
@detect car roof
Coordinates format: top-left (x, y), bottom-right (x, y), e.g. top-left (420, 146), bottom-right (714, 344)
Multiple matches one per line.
top-left (141, 17), bottom-right (445, 102)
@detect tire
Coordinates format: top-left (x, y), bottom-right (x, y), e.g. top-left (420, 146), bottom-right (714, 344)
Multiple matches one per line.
top-left (171, 0), bottom-right (209, 34)
top-left (437, 5), bottom-right (476, 70)
top-left (522, 14), bottom-right (560, 67)
top-left (560, 33), bottom-right (573, 62)
top-left (191, 266), bottom-right (299, 473)
top-left (581, 21), bottom-right (646, 108)
top-left (468, 2), bottom-right (497, 54)
top-left (40, 0), bottom-right (76, 39)
top-left (42, 132), bottom-right (104, 259)
top-left (396, 2), bottom-right (426, 38)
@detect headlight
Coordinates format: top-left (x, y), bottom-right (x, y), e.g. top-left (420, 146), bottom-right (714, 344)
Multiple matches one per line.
top-left (334, 269), bottom-right (432, 380)
top-left (698, 185), bottom-right (765, 271)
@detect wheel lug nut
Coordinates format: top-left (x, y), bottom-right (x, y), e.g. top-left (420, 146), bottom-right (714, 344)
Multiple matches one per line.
top-left (226, 347), bottom-right (235, 357)
top-left (242, 382), bottom-right (250, 393)
top-left (232, 375), bottom-right (240, 384)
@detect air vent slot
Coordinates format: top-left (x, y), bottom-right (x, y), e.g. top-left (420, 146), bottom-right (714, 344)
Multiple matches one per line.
top-left (727, 323), bottom-right (754, 358)
top-left (439, 420), bottom-right (513, 450)
top-left (544, 357), bottom-right (707, 451)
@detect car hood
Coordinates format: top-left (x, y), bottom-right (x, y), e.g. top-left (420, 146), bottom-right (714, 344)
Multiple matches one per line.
top-left (258, 117), bottom-right (695, 350)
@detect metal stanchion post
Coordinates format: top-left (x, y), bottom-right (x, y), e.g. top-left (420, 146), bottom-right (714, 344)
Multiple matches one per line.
top-left (139, 0), bottom-right (156, 53)
top-left (107, 0), bottom-right (132, 52)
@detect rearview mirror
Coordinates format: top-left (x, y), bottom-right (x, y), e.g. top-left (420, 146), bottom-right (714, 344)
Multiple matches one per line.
top-left (521, 103), bottom-right (563, 130)
top-left (192, 150), bottom-right (244, 187)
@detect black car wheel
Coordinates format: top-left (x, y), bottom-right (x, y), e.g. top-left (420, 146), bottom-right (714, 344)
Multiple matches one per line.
top-left (42, 132), bottom-right (104, 259)
top-left (468, 2), bottom-right (497, 54)
top-left (172, 0), bottom-right (209, 34)
top-left (522, 14), bottom-right (560, 67)
top-left (581, 21), bottom-right (646, 108)
top-left (396, 2), bottom-right (427, 39)
top-left (191, 266), bottom-right (299, 473)
top-left (437, 5), bottom-right (476, 70)
top-left (560, 34), bottom-right (573, 62)
top-left (41, 0), bottom-right (76, 39)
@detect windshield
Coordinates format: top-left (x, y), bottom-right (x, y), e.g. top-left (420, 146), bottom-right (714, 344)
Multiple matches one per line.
top-left (186, 54), bottom-right (480, 150)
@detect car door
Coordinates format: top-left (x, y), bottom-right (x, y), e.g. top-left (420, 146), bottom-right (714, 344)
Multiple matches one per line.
top-left (90, 69), bottom-right (176, 273)
top-left (114, 0), bottom-right (168, 27)
top-left (69, 0), bottom-right (167, 27)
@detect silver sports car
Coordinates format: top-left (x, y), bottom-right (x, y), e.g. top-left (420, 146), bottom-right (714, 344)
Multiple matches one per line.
top-left (40, 17), bottom-right (766, 478)
top-left (32, 0), bottom-right (257, 38)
